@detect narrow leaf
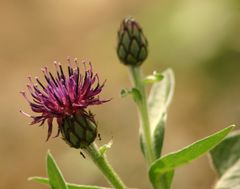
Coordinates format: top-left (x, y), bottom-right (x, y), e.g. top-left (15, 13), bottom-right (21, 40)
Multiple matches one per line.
top-left (210, 130), bottom-right (240, 177)
top-left (29, 176), bottom-right (109, 189)
top-left (147, 68), bottom-right (175, 158)
top-left (28, 177), bottom-right (140, 189)
top-left (152, 116), bottom-right (165, 158)
top-left (47, 151), bottom-right (68, 189)
top-left (149, 126), bottom-right (234, 189)
top-left (148, 68), bottom-right (174, 132)
top-left (28, 176), bottom-right (49, 184)
top-left (215, 159), bottom-right (240, 189)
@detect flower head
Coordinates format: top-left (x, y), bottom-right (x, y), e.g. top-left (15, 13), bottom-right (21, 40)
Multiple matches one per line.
top-left (117, 17), bottom-right (148, 66)
top-left (21, 58), bottom-right (108, 146)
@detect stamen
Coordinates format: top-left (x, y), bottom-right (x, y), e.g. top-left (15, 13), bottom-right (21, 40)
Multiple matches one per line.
top-left (82, 60), bottom-right (87, 71)
top-left (19, 110), bottom-right (32, 118)
top-left (52, 92), bottom-right (63, 106)
top-left (53, 61), bottom-right (58, 67)
top-left (88, 61), bottom-right (92, 71)
top-left (75, 67), bottom-right (79, 96)
top-left (59, 63), bottom-right (65, 82)
top-left (67, 57), bottom-right (72, 66)
top-left (74, 58), bottom-right (78, 67)
top-left (67, 58), bottom-right (74, 76)
top-left (41, 67), bottom-right (49, 77)
top-left (27, 76), bottom-right (35, 88)
top-left (68, 66), bottom-right (72, 77)
top-left (35, 77), bottom-right (46, 90)
top-left (49, 72), bottom-right (58, 87)
top-left (54, 61), bottom-right (61, 80)
top-left (26, 84), bottom-right (33, 93)
top-left (20, 91), bottom-right (31, 103)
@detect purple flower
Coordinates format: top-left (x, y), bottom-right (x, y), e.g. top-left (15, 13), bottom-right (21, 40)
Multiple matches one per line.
top-left (21, 58), bottom-right (108, 142)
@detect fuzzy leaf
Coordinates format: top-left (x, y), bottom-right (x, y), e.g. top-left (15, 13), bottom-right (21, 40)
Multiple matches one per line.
top-left (149, 126), bottom-right (234, 189)
top-left (148, 68), bottom-right (174, 132)
top-left (210, 130), bottom-right (240, 177)
top-left (152, 117), bottom-right (165, 158)
top-left (215, 159), bottom-right (240, 189)
top-left (47, 151), bottom-right (68, 189)
top-left (29, 177), bottom-right (109, 189)
top-left (148, 68), bottom-right (175, 157)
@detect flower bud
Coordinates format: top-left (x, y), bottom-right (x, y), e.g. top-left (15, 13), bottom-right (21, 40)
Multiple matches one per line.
top-left (117, 17), bottom-right (148, 66)
top-left (60, 112), bottom-right (97, 149)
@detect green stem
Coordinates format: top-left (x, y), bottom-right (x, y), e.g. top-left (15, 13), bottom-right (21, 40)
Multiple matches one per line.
top-left (129, 66), bottom-right (156, 166)
top-left (85, 143), bottom-right (126, 189)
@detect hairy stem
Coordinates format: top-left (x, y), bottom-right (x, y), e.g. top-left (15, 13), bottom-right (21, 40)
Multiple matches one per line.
top-left (85, 143), bottom-right (126, 189)
top-left (129, 66), bottom-right (156, 166)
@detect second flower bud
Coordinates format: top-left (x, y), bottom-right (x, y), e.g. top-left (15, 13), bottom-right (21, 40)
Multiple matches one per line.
top-left (117, 17), bottom-right (148, 67)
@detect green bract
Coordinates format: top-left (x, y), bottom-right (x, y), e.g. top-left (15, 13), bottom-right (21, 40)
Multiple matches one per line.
top-left (60, 112), bottom-right (97, 149)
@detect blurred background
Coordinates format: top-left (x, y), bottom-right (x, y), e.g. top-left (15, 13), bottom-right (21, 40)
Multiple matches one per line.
top-left (1, 0), bottom-right (240, 188)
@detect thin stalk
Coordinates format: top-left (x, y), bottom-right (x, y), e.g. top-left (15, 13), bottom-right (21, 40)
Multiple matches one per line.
top-left (85, 143), bottom-right (126, 189)
top-left (129, 66), bottom-right (156, 166)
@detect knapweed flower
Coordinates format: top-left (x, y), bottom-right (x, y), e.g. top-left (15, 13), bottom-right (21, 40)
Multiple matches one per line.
top-left (117, 17), bottom-right (148, 66)
top-left (20, 58), bottom-right (108, 148)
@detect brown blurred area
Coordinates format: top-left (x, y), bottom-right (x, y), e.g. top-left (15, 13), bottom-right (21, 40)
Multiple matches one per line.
top-left (1, 0), bottom-right (240, 189)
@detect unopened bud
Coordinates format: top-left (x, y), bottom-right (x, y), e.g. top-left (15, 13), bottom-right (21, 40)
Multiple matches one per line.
top-left (117, 17), bottom-right (148, 66)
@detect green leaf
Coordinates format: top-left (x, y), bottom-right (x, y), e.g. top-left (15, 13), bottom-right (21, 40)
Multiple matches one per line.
top-left (120, 88), bottom-right (142, 105)
top-left (120, 88), bottom-right (130, 98)
top-left (144, 71), bottom-right (164, 84)
top-left (210, 130), bottom-right (240, 189)
top-left (28, 177), bottom-right (109, 189)
top-left (149, 126), bottom-right (234, 189)
top-left (214, 159), bottom-right (240, 189)
top-left (47, 151), bottom-right (68, 189)
top-left (99, 140), bottom-right (113, 156)
top-left (152, 117), bottom-right (165, 159)
top-left (28, 176), bottom-right (49, 185)
top-left (210, 130), bottom-right (240, 177)
top-left (148, 69), bottom-right (174, 132)
top-left (148, 68), bottom-right (175, 158)
top-left (139, 133), bottom-right (145, 156)
top-left (157, 171), bottom-right (174, 189)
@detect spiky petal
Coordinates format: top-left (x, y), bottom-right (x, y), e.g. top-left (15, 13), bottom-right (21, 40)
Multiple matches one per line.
top-left (21, 58), bottom-right (108, 141)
